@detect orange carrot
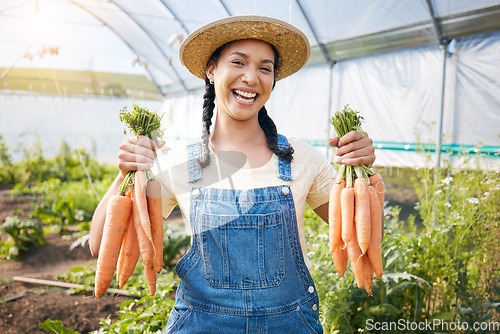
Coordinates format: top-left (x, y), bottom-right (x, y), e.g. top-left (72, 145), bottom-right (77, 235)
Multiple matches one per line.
top-left (367, 185), bottom-right (383, 279)
top-left (341, 187), bottom-right (355, 248)
top-left (117, 213), bottom-right (141, 288)
top-left (95, 194), bottom-right (131, 298)
top-left (369, 173), bottom-right (385, 211)
top-left (332, 244), bottom-right (348, 276)
top-left (131, 188), bottom-right (156, 295)
top-left (363, 255), bottom-right (374, 296)
top-left (354, 177), bottom-right (371, 255)
top-left (329, 180), bottom-right (345, 254)
top-left (347, 229), bottom-right (364, 288)
top-left (146, 179), bottom-right (164, 273)
top-left (131, 188), bottom-right (153, 265)
top-left (144, 258), bottom-right (157, 296)
top-left (134, 170), bottom-right (155, 256)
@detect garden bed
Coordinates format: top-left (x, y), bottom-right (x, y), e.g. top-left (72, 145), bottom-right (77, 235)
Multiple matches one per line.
top-left (0, 188), bottom-right (128, 334)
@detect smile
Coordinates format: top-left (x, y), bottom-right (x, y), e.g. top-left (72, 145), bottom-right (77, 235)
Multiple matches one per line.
top-left (233, 89), bottom-right (257, 103)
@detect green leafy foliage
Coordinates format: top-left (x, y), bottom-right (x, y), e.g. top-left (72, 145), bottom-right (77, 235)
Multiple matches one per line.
top-left (0, 135), bottom-right (19, 186)
top-left (10, 138), bottom-right (115, 187)
top-left (409, 158), bottom-right (500, 328)
top-left (56, 263), bottom-right (98, 292)
top-left (39, 319), bottom-right (79, 334)
top-left (162, 222), bottom-right (191, 270)
top-left (96, 279), bottom-right (175, 334)
top-left (57, 262), bottom-right (178, 333)
top-left (329, 104), bottom-right (364, 138)
top-left (6, 139), bottom-right (116, 236)
top-left (119, 103), bottom-right (164, 139)
top-left (307, 150), bottom-right (499, 332)
top-left (0, 216), bottom-right (45, 261)
top-left (29, 177), bottom-right (111, 234)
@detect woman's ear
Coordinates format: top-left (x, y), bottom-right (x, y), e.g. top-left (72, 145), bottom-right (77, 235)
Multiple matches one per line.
top-left (206, 60), bottom-right (216, 83)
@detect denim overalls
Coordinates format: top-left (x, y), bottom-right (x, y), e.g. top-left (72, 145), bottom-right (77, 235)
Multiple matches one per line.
top-left (164, 135), bottom-right (323, 333)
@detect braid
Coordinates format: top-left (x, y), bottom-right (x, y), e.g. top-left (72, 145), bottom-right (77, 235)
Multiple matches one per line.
top-left (258, 106), bottom-right (294, 162)
top-left (199, 77), bottom-right (215, 168)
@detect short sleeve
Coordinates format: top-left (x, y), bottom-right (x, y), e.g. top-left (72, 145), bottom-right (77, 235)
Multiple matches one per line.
top-left (151, 146), bottom-right (181, 219)
top-left (288, 138), bottom-right (336, 210)
top-left (304, 146), bottom-right (336, 210)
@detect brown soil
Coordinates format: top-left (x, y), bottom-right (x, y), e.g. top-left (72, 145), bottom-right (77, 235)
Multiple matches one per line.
top-left (0, 189), bottom-right (130, 334)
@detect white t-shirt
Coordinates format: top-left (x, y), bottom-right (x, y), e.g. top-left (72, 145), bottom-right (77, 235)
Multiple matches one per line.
top-left (152, 137), bottom-right (335, 270)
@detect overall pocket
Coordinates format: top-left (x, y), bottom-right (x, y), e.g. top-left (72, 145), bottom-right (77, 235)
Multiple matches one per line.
top-left (201, 212), bottom-right (284, 289)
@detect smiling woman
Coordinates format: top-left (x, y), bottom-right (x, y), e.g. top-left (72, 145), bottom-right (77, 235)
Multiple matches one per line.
top-left (90, 15), bottom-right (376, 334)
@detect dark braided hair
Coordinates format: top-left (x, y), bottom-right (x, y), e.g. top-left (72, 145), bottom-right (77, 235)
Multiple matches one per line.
top-left (258, 106), bottom-right (294, 161)
top-left (199, 76), bottom-right (215, 168)
top-left (199, 40), bottom-right (294, 168)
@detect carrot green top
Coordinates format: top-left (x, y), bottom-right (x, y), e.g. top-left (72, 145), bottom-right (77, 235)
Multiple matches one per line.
top-left (329, 104), bottom-right (373, 188)
top-left (117, 103), bottom-right (165, 196)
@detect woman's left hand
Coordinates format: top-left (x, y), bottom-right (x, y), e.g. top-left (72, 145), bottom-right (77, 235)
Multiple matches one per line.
top-left (329, 130), bottom-right (375, 167)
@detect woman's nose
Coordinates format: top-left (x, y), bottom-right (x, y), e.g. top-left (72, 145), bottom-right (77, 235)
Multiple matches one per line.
top-left (241, 68), bottom-right (258, 85)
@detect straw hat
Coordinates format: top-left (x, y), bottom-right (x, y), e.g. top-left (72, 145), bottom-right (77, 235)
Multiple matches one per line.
top-left (179, 15), bottom-right (310, 81)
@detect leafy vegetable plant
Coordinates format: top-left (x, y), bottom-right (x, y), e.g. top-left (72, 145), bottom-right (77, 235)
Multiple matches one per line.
top-left (0, 216), bottom-right (45, 261)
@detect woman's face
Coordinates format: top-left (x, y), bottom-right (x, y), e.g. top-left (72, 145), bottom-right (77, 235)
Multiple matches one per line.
top-left (206, 39), bottom-right (276, 122)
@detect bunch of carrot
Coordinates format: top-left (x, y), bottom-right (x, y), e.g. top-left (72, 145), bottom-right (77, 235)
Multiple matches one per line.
top-left (328, 105), bottom-right (385, 296)
top-left (94, 104), bottom-right (164, 298)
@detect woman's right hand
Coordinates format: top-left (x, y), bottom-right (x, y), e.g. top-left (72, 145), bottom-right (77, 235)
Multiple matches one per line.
top-left (117, 135), bottom-right (165, 176)
top-left (89, 135), bottom-right (165, 257)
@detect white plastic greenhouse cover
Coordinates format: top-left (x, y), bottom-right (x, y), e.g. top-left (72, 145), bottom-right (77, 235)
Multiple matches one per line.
top-left (1, 0), bottom-right (499, 167)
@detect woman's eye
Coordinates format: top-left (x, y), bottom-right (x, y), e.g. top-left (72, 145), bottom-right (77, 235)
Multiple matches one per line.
top-left (260, 67), bottom-right (272, 72)
top-left (232, 60), bottom-right (244, 66)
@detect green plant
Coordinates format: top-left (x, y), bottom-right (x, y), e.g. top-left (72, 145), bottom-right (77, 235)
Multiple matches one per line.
top-left (57, 262), bottom-right (178, 333)
top-left (409, 156), bottom-right (500, 320)
top-left (162, 222), bottom-right (191, 270)
top-left (39, 319), bottom-right (79, 334)
top-left (21, 174), bottom-right (114, 235)
top-left (0, 216), bottom-right (45, 261)
top-left (56, 263), bottom-right (98, 293)
top-left (96, 276), bottom-right (176, 334)
top-left (11, 137), bottom-right (116, 189)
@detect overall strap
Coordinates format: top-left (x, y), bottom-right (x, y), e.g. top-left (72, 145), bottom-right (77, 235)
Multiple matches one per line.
top-left (187, 141), bottom-right (203, 184)
top-left (277, 134), bottom-right (293, 182)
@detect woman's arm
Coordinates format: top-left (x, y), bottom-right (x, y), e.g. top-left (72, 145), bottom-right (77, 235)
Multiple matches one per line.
top-left (89, 136), bottom-right (163, 257)
top-left (313, 202), bottom-right (329, 223)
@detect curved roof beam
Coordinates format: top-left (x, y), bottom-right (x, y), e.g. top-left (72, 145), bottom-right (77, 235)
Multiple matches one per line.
top-left (68, 0), bottom-right (164, 95)
top-left (157, 0), bottom-right (190, 35)
top-left (295, 0), bottom-right (333, 64)
top-left (425, 0), bottom-right (448, 45)
top-left (217, 0), bottom-right (232, 16)
top-left (110, 0), bottom-right (188, 92)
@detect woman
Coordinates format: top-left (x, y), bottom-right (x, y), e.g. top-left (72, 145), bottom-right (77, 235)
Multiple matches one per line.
top-left (90, 15), bottom-right (375, 333)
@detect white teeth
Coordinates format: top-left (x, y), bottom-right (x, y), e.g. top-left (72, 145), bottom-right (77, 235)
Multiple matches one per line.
top-left (234, 89), bottom-right (256, 98)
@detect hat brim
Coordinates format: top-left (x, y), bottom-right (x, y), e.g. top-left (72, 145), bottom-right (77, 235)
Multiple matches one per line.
top-left (179, 15), bottom-right (310, 81)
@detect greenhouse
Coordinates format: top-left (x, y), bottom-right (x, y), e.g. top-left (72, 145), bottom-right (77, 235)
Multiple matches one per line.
top-left (1, 0), bottom-right (499, 166)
